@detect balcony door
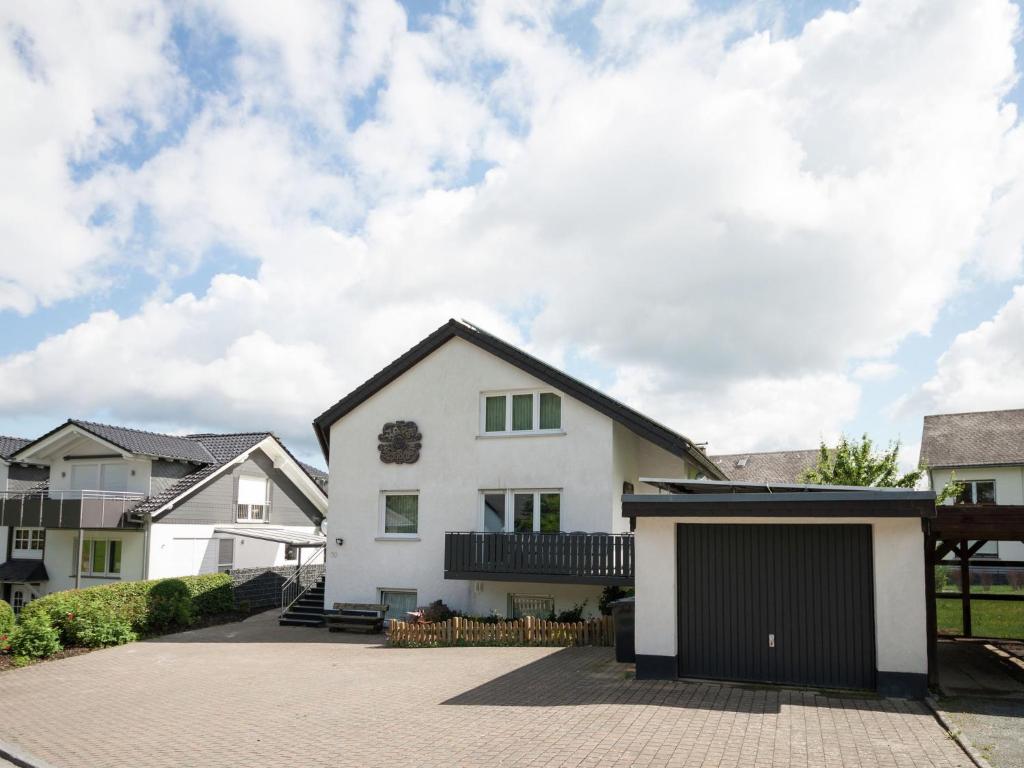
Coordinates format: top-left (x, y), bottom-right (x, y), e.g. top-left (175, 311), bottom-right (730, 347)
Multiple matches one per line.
top-left (480, 490), bottom-right (561, 533)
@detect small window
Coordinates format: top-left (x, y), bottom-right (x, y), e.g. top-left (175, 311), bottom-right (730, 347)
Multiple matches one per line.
top-left (217, 538), bottom-right (234, 573)
top-left (480, 391), bottom-right (562, 435)
top-left (13, 528), bottom-right (44, 553)
top-left (237, 476), bottom-right (269, 521)
top-left (955, 480), bottom-right (997, 506)
top-left (379, 589), bottom-right (417, 623)
top-left (382, 493), bottom-right (419, 536)
top-left (509, 594), bottom-right (553, 619)
top-left (484, 396), bottom-right (506, 432)
top-left (11, 590), bottom-right (25, 615)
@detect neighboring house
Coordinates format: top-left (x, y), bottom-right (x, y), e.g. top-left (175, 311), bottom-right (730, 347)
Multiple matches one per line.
top-left (710, 449), bottom-right (821, 484)
top-left (0, 420), bottom-right (327, 614)
top-left (920, 408), bottom-right (1024, 563)
top-left (313, 319), bottom-right (724, 623)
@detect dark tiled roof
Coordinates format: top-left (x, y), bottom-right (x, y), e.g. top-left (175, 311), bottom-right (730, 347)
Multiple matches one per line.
top-left (134, 433), bottom-right (271, 518)
top-left (73, 420), bottom-right (215, 462)
top-left (920, 409), bottom-right (1024, 468)
top-left (0, 559), bottom-right (49, 583)
top-left (0, 436), bottom-right (32, 461)
top-left (710, 449), bottom-right (822, 484)
top-left (299, 461), bottom-right (328, 482)
top-left (313, 318), bottom-right (725, 479)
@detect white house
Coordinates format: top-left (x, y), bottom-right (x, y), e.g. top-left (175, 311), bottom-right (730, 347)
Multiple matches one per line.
top-left (313, 319), bottom-right (725, 623)
top-left (920, 408), bottom-right (1024, 563)
top-left (0, 420), bottom-right (327, 614)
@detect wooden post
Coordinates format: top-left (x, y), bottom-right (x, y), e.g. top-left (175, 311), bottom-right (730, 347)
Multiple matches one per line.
top-left (959, 538), bottom-right (972, 638)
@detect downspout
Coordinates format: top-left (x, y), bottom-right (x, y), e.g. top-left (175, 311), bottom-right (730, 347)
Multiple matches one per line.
top-left (75, 527), bottom-right (84, 590)
top-left (142, 512), bottom-right (152, 580)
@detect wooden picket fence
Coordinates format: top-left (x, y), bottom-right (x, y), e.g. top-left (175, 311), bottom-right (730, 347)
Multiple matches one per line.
top-left (388, 614), bottom-right (615, 647)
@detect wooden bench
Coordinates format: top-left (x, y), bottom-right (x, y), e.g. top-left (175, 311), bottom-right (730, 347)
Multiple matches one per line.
top-left (326, 603), bottom-right (388, 634)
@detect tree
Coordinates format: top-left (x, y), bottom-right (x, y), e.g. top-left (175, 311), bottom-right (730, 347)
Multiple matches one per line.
top-left (799, 434), bottom-right (963, 502)
top-left (800, 434), bottom-right (921, 488)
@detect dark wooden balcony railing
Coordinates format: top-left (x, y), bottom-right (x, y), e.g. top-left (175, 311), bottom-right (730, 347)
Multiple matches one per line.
top-left (444, 531), bottom-right (634, 585)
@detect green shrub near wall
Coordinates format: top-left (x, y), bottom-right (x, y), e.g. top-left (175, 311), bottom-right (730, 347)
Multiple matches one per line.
top-left (9, 612), bottom-right (61, 659)
top-left (0, 599), bottom-right (14, 639)
top-left (20, 572), bottom-right (235, 649)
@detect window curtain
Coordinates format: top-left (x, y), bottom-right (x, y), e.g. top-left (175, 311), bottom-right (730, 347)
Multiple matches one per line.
top-left (485, 396), bottom-right (506, 431)
top-left (385, 495), bottom-right (419, 534)
top-left (381, 590), bottom-right (418, 622)
top-left (539, 393), bottom-right (561, 430)
top-left (512, 394), bottom-right (533, 430)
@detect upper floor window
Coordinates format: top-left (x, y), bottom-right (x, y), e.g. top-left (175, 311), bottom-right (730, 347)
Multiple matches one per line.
top-left (481, 391), bottom-right (561, 435)
top-left (955, 480), bottom-right (996, 505)
top-left (481, 490), bottom-right (561, 533)
top-left (237, 476), bottom-right (269, 521)
top-left (70, 462), bottom-right (129, 492)
top-left (13, 527), bottom-right (45, 553)
top-left (380, 492), bottom-right (419, 538)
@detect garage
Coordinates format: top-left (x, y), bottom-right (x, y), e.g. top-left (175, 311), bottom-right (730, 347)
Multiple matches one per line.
top-left (625, 479), bottom-right (937, 698)
top-left (678, 523), bottom-right (875, 690)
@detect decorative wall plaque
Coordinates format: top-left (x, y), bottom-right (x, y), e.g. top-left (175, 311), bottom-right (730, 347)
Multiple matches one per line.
top-left (378, 421), bottom-right (422, 464)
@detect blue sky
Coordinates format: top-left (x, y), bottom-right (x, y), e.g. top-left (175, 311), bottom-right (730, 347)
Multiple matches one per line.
top-left (1, 0), bottom-right (1023, 469)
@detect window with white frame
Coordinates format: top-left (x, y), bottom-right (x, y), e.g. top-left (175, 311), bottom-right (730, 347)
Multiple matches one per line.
top-left (481, 391), bottom-right (561, 435)
top-left (481, 490), bottom-right (561, 533)
top-left (11, 589), bottom-right (26, 615)
top-left (69, 462), bottom-right (130, 492)
top-left (12, 528), bottom-right (45, 555)
top-left (955, 480), bottom-right (996, 505)
top-left (380, 493), bottom-right (419, 537)
top-left (379, 589), bottom-right (417, 622)
top-left (77, 538), bottom-right (123, 577)
top-left (236, 476), bottom-right (269, 521)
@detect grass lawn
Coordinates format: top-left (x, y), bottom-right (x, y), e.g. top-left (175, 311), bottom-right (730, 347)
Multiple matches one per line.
top-left (936, 595), bottom-right (1024, 639)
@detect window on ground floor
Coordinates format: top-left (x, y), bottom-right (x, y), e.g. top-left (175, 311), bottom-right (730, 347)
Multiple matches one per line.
top-left (76, 538), bottom-right (123, 577)
top-left (217, 538), bottom-right (234, 573)
top-left (379, 589), bottom-right (417, 623)
top-left (508, 593), bottom-right (554, 619)
top-left (11, 589), bottom-right (26, 615)
top-left (12, 527), bottom-right (45, 554)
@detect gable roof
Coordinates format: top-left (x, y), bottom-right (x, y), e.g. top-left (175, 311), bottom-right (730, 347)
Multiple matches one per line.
top-left (12, 419), bottom-right (215, 463)
top-left (920, 409), bottom-right (1024, 469)
top-left (131, 432), bottom-right (272, 518)
top-left (0, 436), bottom-right (32, 461)
top-left (709, 449), bottom-right (822, 484)
top-left (313, 318), bottom-right (725, 479)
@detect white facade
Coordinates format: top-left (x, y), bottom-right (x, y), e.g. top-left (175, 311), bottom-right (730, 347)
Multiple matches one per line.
top-left (325, 337), bottom-right (698, 618)
top-left (634, 515), bottom-right (928, 686)
top-left (929, 465), bottom-right (1024, 561)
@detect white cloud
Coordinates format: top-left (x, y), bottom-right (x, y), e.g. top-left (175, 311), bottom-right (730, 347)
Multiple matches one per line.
top-left (912, 285), bottom-right (1024, 413)
top-left (2, 0), bottom-right (1024, 456)
top-left (0, 2), bottom-right (181, 312)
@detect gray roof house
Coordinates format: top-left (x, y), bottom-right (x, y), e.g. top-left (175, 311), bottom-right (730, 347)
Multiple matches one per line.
top-left (920, 408), bottom-right (1024, 562)
top-left (710, 449), bottom-right (822, 484)
top-left (0, 419), bottom-right (328, 617)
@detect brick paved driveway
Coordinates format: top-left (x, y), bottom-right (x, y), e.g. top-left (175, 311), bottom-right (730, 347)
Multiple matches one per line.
top-left (0, 611), bottom-right (970, 768)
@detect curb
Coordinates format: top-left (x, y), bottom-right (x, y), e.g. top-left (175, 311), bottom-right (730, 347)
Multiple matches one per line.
top-left (925, 696), bottom-right (995, 768)
top-left (0, 739), bottom-right (59, 768)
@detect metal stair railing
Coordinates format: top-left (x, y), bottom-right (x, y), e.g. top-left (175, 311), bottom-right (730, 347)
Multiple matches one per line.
top-left (280, 545), bottom-right (326, 617)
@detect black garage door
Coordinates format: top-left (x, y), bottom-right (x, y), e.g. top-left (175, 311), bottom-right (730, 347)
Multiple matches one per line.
top-left (677, 524), bottom-right (875, 690)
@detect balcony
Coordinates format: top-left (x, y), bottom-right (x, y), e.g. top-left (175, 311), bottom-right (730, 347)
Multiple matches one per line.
top-left (0, 490), bottom-right (145, 530)
top-left (444, 531), bottom-right (634, 586)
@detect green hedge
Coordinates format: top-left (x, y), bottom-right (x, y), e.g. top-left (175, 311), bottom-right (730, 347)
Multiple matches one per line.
top-left (20, 572), bottom-right (235, 647)
top-left (0, 599), bottom-right (14, 639)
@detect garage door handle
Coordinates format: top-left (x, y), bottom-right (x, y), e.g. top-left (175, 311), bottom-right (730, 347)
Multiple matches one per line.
top-left (768, 634), bottom-right (775, 648)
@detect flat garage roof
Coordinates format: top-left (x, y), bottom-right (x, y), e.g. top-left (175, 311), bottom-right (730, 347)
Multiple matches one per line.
top-left (214, 526), bottom-right (327, 547)
top-left (624, 479), bottom-right (936, 518)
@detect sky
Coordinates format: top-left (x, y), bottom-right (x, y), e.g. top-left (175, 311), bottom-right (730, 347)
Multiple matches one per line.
top-left (1, 0), bottom-right (1023, 471)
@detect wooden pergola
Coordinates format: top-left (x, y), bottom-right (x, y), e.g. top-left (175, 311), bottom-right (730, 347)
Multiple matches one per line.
top-left (923, 504), bottom-right (1024, 685)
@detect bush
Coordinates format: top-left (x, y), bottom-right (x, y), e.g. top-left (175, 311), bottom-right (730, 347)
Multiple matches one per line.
top-left (147, 579), bottom-right (193, 631)
top-left (9, 612), bottom-right (61, 659)
top-left (19, 572), bottom-right (237, 648)
top-left (65, 606), bottom-right (137, 648)
top-left (554, 600), bottom-right (588, 623)
top-left (0, 599), bottom-right (14, 638)
top-left (598, 586), bottom-right (633, 615)
top-left (421, 599), bottom-right (456, 623)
